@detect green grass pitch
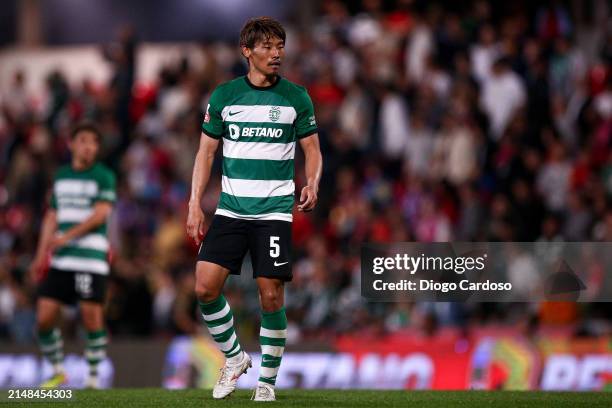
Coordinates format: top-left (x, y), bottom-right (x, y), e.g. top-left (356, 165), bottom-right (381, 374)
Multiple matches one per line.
top-left (8, 389), bottom-right (611, 407)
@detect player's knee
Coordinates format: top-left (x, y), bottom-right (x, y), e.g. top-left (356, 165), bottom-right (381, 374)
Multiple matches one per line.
top-left (259, 289), bottom-right (282, 311)
top-left (194, 282), bottom-right (221, 302)
top-left (81, 308), bottom-right (103, 331)
top-left (35, 300), bottom-right (59, 333)
top-left (81, 315), bottom-right (97, 331)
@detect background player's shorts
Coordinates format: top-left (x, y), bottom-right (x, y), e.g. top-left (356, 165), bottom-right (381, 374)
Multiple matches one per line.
top-left (38, 268), bottom-right (108, 304)
top-left (198, 215), bottom-right (292, 281)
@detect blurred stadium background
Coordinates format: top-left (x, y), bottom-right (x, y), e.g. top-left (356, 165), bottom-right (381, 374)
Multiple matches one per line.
top-left (0, 0), bottom-right (611, 392)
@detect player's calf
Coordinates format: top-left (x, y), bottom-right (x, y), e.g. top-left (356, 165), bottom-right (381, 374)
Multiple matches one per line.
top-left (199, 295), bottom-right (249, 398)
top-left (252, 307), bottom-right (287, 402)
top-left (38, 328), bottom-right (66, 388)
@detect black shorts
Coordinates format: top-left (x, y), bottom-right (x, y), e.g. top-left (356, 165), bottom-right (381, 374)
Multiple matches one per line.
top-left (38, 268), bottom-right (108, 305)
top-left (198, 215), bottom-right (293, 281)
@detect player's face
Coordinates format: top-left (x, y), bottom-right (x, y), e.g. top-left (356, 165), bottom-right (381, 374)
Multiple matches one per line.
top-left (245, 36), bottom-right (285, 76)
top-left (69, 131), bottom-right (99, 166)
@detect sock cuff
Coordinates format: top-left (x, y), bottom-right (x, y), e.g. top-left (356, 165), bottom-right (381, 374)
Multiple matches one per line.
top-left (258, 377), bottom-right (277, 386)
top-left (39, 328), bottom-right (60, 341)
top-left (261, 307), bottom-right (287, 330)
top-left (198, 295), bottom-right (227, 315)
top-left (86, 329), bottom-right (107, 340)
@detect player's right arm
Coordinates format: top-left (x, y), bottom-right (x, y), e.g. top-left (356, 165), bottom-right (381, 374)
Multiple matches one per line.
top-left (29, 208), bottom-right (57, 281)
top-left (187, 133), bottom-right (220, 245)
top-left (188, 88), bottom-right (224, 244)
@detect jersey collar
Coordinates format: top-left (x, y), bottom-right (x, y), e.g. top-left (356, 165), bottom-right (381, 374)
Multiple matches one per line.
top-left (244, 75), bottom-right (281, 91)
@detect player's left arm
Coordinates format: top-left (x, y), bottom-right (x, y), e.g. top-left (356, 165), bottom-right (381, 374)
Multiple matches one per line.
top-left (298, 134), bottom-right (322, 212)
top-left (295, 88), bottom-right (321, 212)
top-left (51, 171), bottom-right (116, 250)
top-left (51, 202), bottom-right (113, 250)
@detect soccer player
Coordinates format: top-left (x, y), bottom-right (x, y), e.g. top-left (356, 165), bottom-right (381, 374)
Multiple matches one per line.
top-left (29, 123), bottom-right (116, 389)
top-left (186, 17), bottom-right (322, 402)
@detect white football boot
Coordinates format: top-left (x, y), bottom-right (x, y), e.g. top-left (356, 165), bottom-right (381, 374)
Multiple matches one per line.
top-left (212, 352), bottom-right (252, 399)
top-left (85, 374), bottom-right (99, 389)
top-left (251, 383), bottom-right (276, 402)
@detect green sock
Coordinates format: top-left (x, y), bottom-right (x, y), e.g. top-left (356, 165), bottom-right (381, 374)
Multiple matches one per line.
top-left (199, 295), bottom-right (243, 360)
top-left (258, 307), bottom-right (287, 387)
top-left (39, 328), bottom-right (64, 373)
top-left (85, 329), bottom-right (108, 376)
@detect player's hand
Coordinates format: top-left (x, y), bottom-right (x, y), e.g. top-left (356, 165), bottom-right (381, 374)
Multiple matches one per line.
top-left (186, 205), bottom-right (206, 245)
top-left (28, 254), bottom-right (46, 283)
top-left (49, 233), bottom-right (69, 252)
top-left (297, 185), bottom-right (318, 212)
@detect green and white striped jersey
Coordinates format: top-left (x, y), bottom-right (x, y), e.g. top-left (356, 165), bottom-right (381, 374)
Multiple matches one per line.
top-left (202, 76), bottom-right (318, 222)
top-left (50, 163), bottom-right (116, 275)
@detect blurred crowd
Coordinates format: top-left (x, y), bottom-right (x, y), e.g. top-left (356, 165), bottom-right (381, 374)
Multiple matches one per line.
top-left (1, 0), bottom-right (611, 344)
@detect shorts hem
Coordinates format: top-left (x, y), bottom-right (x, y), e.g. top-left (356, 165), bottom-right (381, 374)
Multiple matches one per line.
top-left (253, 273), bottom-right (293, 282)
top-left (197, 258), bottom-right (241, 275)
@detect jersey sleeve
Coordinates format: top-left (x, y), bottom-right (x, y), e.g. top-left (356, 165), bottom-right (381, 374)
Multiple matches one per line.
top-left (96, 169), bottom-right (117, 203)
top-left (201, 88), bottom-right (224, 139)
top-left (49, 169), bottom-right (61, 209)
top-left (294, 89), bottom-right (318, 139)
top-left (50, 191), bottom-right (57, 209)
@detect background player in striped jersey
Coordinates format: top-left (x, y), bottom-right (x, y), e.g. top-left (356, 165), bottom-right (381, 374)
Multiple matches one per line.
top-left (186, 17), bottom-right (322, 402)
top-left (29, 123), bottom-right (116, 389)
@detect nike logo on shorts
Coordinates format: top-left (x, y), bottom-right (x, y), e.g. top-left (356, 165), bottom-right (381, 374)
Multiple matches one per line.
top-left (228, 110), bottom-right (242, 116)
top-left (274, 261), bottom-right (288, 267)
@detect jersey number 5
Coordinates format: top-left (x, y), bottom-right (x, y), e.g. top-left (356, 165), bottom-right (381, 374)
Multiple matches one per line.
top-left (269, 236), bottom-right (280, 258)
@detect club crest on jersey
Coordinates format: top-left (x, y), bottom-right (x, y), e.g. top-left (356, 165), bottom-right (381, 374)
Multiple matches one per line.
top-left (269, 106), bottom-right (281, 122)
top-left (204, 104), bottom-right (211, 123)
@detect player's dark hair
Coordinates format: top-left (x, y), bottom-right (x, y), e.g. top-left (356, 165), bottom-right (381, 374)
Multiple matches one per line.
top-left (239, 17), bottom-right (286, 50)
top-left (71, 122), bottom-right (102, 143)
